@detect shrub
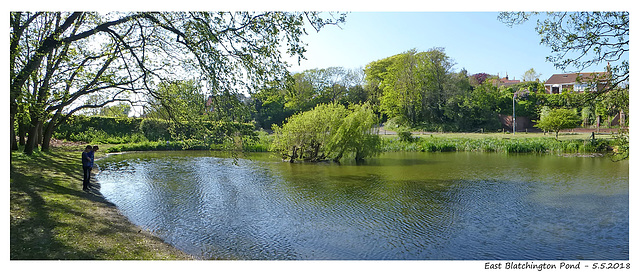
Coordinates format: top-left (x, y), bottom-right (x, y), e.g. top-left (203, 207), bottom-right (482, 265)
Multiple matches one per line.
top-left (397, 128), bottom-right (414, 142)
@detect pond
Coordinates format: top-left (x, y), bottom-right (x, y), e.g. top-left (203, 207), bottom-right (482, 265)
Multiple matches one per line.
top-left (96, 151), bottom-right (628, 260)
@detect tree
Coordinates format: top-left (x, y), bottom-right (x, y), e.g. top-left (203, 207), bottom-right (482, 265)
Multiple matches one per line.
top-left (326, 103), bottom-right (381, 162)
top-left (143, 80), bottom-right (205, 121)
top-left (250, 82), bottom-right (293, 130)
top-left (10, 11), bottom-right (346, 154)
top-left (371, 48), bottom-right (458, 126)
top-left (283, 67), bottom-right (363, 112)
top-left (271, 103), bottom-right (380, 163)
top-left (534, 108), bottom-right (581, 139)
top-left (470, 73), bottom-right (491, 85)
top-left (99, 103), bottom-right (131, 118)
top-left (499, 12), bottom-right (628, 90)
top-left (521, 68), bottom-right (542, 82)
top-left (446, 82), bottom-right (501, 131)
top-left (271, 103), bottom-right (348, 162)
top-left (363, 57), bottom-right (393, 111)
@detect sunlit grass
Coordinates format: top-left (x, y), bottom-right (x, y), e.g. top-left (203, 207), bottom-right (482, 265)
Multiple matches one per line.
top-left (380, 132), bottom-right (612, 154)
top-left (382, 131), bottom-right (614, 141)
top-left (10, 150), bottom-right (191, 260)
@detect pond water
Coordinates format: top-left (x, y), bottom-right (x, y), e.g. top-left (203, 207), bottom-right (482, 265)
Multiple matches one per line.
top-left (96, 151), bottom-right (628, 260)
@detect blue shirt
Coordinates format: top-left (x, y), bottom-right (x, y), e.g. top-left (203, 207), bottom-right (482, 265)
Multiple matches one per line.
top-left (89, 150), bottom-right (95, 167)
top-left (82, 151), bottom-right (92, 167)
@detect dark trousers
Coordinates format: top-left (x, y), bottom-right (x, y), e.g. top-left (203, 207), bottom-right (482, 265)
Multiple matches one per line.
top-left (83, 166), bottom-right (92, 190)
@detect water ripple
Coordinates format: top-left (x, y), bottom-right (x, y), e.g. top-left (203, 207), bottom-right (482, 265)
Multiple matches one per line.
top-left (97, 151), bottom-right (629, 260)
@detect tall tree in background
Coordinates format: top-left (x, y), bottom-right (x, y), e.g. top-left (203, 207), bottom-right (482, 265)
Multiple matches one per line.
top-left (373, 48), bottom-right (457, 126)
top-left (521, 68), bottom-right (542, 82)
top-left (10, 11), bottom-right (346, 154)
top-left (284, 67), bottom-right (363, 112)
top-left (144, 80), bottom-right (205, 121)
top-left (499, 12), bottom-right (628, 89)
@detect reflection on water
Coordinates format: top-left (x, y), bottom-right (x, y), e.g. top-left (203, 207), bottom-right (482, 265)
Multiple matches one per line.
top-left (97, 151), bottom-right (628, 260)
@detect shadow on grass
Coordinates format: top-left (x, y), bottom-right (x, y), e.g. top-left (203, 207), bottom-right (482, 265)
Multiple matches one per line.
top-left (11, 162), bottom-right (93, 259)
top-left (10, 151), bottom-right (180, 260)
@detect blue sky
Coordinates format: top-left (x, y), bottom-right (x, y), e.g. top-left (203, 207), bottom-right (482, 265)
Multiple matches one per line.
top-left (286, 12), bottom-right (625, 82)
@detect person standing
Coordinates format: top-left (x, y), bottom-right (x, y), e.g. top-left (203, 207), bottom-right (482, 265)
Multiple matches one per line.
top-left (90, 145), bottom-right (99, 168)
top-left (82, 145), bottom-right (93, 191)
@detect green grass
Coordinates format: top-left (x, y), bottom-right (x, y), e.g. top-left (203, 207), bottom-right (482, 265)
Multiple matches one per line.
top-left (391, 131), bottom-right (614, 140)
top-left (380, 132), bottom-right (612, 154)
top-left (10, 149), bottom-right (192, 260)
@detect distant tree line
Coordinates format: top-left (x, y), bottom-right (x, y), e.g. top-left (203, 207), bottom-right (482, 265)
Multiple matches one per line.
top-left (250, 48), bottom-right (628, 133)
top-left (12, 12), bottom-right (628, 157)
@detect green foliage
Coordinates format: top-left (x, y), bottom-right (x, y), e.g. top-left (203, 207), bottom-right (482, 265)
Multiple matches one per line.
top-left (365, 48), bottom-right (505, 131)
top-left (382, 136), bottom-right (610, 154)
top-left (242, 130), bottom-right (274, 152)
top-left (271, 103), bottom-right (348, 162)
top-left (250, 85), bottom-right (294, 130)
top-left (499, 12), bottom-right (628, 89)
top-left (139, 119), bottom-right (171, 141)
top-left (54, 115), bottom-right (256, 147)
top-left (271, 103), bottom-right (380, 162)
top-left (447, 83), bottom-right (502, 131)
top-left (283, 67), bottom-right (364, 112)
top-left (144, 80), bottom-right (206, 121)
top-left (251, 67), bottom-right (366, 130)
top-left (54, 116), bottom-right (144, 144)
top-left (377, 48), bottom-right (458, 125)
top-left (610, 129), bottom-right (629, 161)
top-left (139, 118), bottom-right (256, 145)
top-left (98, 103), bottom-right (131, 117)
top-left (10, 12), bottom-right (346, 154)
top-left (535, 108), bottom-right (582, 139)
top-left (327, 103), bottom-right (381, 162)
top-left (521, 68), bottom-right (542, 82)
top-left (396, 128), bottom-right (414, 142)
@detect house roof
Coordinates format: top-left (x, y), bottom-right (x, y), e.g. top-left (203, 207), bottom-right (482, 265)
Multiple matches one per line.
top-left (544, 72), bottom-right (608, 85)
top-left (488, 77), bottom-right (520, 87)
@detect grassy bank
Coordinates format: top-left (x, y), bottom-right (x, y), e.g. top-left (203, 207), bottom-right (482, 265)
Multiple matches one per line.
top-left (381, 133), bottom-right (611, 154)
top-left (10, 149), bottom-right (192, 260)
top-left (104, 131), bottom-right (615, 155)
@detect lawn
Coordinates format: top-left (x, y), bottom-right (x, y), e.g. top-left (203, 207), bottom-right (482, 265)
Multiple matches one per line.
top-left (407, 131), bottom-right (614, 140)
top-left (10, 148), bottom-right (192, 260)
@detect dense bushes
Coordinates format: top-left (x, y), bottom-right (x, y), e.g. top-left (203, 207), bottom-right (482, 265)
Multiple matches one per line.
top-left (54, 116), bottom-right (145, 144)
top-left (139, 118), bottom-right (256, 143)
top-left (54, 115), bottom-right (256, 146)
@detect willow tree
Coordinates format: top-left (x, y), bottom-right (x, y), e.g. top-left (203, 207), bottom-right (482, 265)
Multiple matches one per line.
top-left (10, 11), bottom-right (346, 154)
top-left (271, 103), bottom-right (380, 163)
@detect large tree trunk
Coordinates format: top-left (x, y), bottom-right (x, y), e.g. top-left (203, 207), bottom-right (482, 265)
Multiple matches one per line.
top-left (10, 113), bottom-right (18, 150)
top-left (36, 122), bottom-right (43, 148)
top-left (41, 112), bottom-right (61, 152)
top-left (19, 121), bottom-right (28, 146)
top-left (23, 120), bottom-right (41, 155)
